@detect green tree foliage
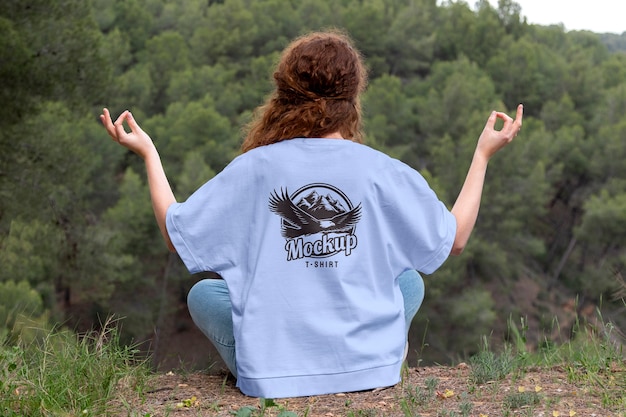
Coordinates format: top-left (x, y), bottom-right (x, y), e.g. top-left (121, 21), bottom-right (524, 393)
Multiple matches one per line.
top-left (600, 52), bottom-right (626, 90)
top-left (0, 220), bottom-right (63, 287)
top-left (144, 96), bottom-right (237, 175)
top-left (341, 0), bottom-right (391, 76)
top-left (0, 0), bottom-right (111, 219)
top-left (107, 0), bottom-right (153, 53)
top-left (0, 0), bottom-right (109, 114)
top-left (487, 35), bottom-right (568, 114)
top-left (141, 30), bottom-right (191, 113)
top-left (4, 0), bottom-right (626, 364)
top-left (0, 16), bottom-right (33, 125)
top-left (600, 32), bottom-right (626, 53)
top-left (189, 0), bottom-right (257, 66)
top-left (362, 75), bottom-right (420, 157)
top-left (177, 153), bottom-right (217, 200)
top-left (575, 187), bottom-right (626, 296)
top-left (297, 0), bottom-right (335, 33)
top-left (102, 168), bottom-right (160, 257)
top-left (152, 0), bottom-right (209, 39)
top-left (0, 280), bottom-right (48, 345)
top-left (248, 0), bottom-right (299, 55)
top-left (415, 57), bottom-right (498, 146)
top-left (94, 168), bottom-right (164, 339)
top-left (0, 102), bottom-right (138, 328)
top-left (383, 0), bottom-right (438, 77)
top-left (434, 0), bottom-right (508, 65)
top-left (2, 103), bottom-right (94, 224)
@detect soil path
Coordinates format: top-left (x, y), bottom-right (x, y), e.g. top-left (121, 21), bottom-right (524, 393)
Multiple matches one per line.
top-left (112, 365), bottom-right (624, 416)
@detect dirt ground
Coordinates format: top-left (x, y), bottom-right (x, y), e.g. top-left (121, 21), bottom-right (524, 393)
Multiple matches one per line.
top-left (112, 290), bottom-right (626, 417)
top-left (111, 363), bottom-right (625, 416)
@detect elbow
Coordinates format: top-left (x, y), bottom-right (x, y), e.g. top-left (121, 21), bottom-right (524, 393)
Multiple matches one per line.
top-left (164, 234), bottom-right (177, 253)
top-left (450, 223), bottom-right (469, 256)
top-left (450, 232), bottom-right (467, 256)
top-left (162, 224), bottom-right (176, 253)
top-left (450, 244), bottom-right (465, 256)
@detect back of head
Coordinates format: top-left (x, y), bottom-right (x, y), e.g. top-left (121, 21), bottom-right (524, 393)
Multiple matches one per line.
top-left (242, 30), bottom-right (367, 152)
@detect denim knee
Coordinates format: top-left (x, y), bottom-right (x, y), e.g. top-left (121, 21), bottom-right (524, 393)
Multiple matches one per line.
top-left (187, 279), bottom-right (235, 347)
top-left (398, 270), bottom-right (425, 335)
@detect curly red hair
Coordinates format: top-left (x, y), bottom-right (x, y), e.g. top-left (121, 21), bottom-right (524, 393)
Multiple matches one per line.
top-left (241, 30), bottom-right (368, 153)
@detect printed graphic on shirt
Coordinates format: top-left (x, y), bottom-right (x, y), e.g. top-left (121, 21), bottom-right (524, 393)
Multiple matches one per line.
top-left (269, 184), bottom-right (361, 261)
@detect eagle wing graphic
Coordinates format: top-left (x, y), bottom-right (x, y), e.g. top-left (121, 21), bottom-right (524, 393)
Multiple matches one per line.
top-left (268, 189), bottom-right (321, 237)
top-left (269, 188), bottom-right (363, 237)
top-left (324, 203), bottom-right (362, 233)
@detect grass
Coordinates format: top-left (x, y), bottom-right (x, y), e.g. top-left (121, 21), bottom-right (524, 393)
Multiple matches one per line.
top-left (0, 317), bottom-right (150, 417)
top-left (391, 313), bottom-right (625, 416)
top-left (1, 312), bottom-right (625, 416)
top-left (468, 336), bottom-right (517, 385)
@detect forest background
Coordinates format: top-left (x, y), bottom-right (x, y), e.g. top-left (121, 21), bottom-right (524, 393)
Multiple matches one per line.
top-left (1, 0), bottom-right (626, 372)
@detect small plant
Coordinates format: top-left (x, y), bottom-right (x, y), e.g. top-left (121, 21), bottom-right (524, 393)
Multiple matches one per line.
top-left (425, 376), bottom-right (439, 395)
top-left (507, 315), bottom-right (532, 366)
top-left (469, 336), bottom-right (516, 384)
top-left (398, 377), bottom-right (442, 417)
top-left (233, 405), bottom-right (257, 417)
top-left (503, 391), bottom-right (540, 410)
top-left (458, 393), bottom-right (473, 417)
top-left (399, 384), bottom-right (429, 416)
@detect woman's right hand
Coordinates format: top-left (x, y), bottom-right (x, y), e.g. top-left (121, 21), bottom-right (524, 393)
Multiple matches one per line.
top-left (100, 108), bottom-right (156, 159)
top-left (475, 104), bottom-right (523, 161)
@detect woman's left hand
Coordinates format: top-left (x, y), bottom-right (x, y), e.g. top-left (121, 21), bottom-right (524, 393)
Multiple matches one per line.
top-left (100, 108), bottom-right (156, 159)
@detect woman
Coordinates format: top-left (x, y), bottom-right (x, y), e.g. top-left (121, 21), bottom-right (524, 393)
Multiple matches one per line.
top-left (101, 30), bottom-right (523, 398)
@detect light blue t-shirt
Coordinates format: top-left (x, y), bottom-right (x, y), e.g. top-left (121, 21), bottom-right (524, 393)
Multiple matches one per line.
top-left (166, 138), bottom-right (456, 398)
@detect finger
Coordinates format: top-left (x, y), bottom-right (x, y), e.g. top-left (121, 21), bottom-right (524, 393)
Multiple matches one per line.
top-left (99, 114), bottom-right (108, 129)
top-left (125, 111), bottom-right (143, 134)
top-left (99, 108), bottom-right (108, 124)
top-left (113, 110), bottom-right (130, 140)
top-left (99, 108), bottom-right (112, 128)
top-left (113, 110), bottom-right (128, 126)
top-left (506, 104), bottom-right (524, 138)
top-left (484, 110), bottom-right (498, 129)
top-left (513, 104), bottom-right (524, 129)
top-left (494, 111), bottom-right (513, 123)
top-left (493, 112), bottom-right (514, 133)
top-left (100, 108), bottom-right (119, 139)
top-left (515, 104), bottom-right (524, 121)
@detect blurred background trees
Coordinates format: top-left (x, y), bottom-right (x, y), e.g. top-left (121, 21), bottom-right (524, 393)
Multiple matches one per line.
top-left (1, 0), bottom-right (625, 369)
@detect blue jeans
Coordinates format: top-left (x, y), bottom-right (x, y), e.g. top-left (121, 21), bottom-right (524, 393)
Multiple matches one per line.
top-left (187, 270), bottom-right (425, 378)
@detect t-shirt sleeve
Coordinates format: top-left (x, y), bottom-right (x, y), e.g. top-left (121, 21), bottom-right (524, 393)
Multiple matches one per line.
top-left (166, 155), bottom-right (255, 274)
top-left (381, 161), bottom-right (457, 275)
top-left (414, 201), bottom-right (456, 274)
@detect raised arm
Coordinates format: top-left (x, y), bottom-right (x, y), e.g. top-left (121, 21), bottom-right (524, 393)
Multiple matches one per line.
top-left (450, 104), bottom-right (523, 255)
top-left (100, 109), bottom-right (176, 252)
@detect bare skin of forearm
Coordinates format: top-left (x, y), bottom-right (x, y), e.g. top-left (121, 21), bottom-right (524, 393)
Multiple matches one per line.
top-left (448, 105), bottom-right (524, 256)
top-left (144, 148), bottom-right (176, 252)
top-left (450, 152), bottom-right (488, 255)
top-left (100, 109), bottom-right (178, 252)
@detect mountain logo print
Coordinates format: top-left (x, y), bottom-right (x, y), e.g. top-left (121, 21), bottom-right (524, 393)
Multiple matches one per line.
top-left (269, 184), bottom-right (361, 260)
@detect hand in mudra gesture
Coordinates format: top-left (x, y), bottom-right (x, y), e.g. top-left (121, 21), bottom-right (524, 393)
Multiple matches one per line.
top-left (100, 108), bottom-right (156, 159)
top-left (476, 104), bottom-right (524, 160)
